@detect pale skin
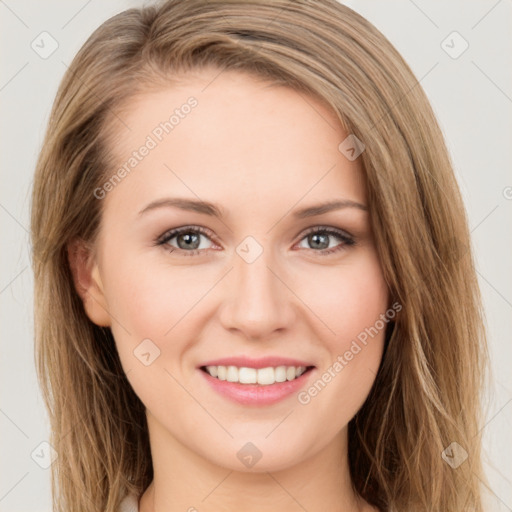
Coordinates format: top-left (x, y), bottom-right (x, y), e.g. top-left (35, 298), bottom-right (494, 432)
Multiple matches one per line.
top-left (69, 67), bottom-right (387, 512)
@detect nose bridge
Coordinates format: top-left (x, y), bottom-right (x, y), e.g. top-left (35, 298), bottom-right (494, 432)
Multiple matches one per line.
top-left (219, 235), bottom-right (294, 338)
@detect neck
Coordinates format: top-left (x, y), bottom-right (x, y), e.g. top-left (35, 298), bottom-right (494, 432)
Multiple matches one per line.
top-left (139, 412), bottom-right (371, 512)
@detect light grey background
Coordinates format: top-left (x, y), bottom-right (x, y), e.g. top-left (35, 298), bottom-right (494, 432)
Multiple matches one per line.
top-left (1, 1), bottom-right (511, 511)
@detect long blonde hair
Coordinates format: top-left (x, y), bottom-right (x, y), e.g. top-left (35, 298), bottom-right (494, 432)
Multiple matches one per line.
top-left (30, 1), bottom-right (489, 511)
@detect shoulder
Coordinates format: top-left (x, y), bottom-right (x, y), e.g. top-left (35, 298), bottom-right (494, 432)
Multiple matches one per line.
top-left (119, 493), bottom-right (139, 512)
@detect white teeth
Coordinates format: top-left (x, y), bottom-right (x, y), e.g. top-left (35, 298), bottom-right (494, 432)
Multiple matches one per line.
top-left (238, 367), bottom-right (257, 384)
top-left (226, 365), bottom-right (238, 382)
top-left (257, 367), bottom-right (275, 385)
top-left (204, 365), bottom-right (308, 385)
top-left (274, 366), bottom-right (287, 383)
top-left (217, 366), bottom-right (226, 380)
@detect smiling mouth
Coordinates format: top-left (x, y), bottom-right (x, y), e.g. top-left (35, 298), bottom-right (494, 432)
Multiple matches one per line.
top-left (200, 365), bottom-right (315, 385)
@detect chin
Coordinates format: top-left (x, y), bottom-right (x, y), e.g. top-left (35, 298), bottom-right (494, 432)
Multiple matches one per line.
top-left (195, 430), bottom-right (319, 474)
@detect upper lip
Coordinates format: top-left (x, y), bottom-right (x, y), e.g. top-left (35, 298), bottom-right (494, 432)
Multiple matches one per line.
top-left (199, 356), bottom-right (315, 369)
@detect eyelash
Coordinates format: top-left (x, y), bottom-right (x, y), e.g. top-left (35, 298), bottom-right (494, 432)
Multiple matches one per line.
top-left (155, 225), bottom-right (356, 257)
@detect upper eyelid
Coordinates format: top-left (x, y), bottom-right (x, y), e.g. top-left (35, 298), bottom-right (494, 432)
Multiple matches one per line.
top-left (157, 225), bottom-right (217, 245)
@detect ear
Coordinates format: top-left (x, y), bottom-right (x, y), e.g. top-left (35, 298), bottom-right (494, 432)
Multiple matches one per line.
top-left (67, 239), bottom-right (111, 327)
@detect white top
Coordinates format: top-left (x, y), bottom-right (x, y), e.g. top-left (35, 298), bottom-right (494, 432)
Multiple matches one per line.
top-left (119, 493), bottom-right (139, 512)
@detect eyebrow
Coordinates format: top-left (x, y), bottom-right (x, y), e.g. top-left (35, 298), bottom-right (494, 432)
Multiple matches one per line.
top-left (293, 199), bottom-right (367, 218)
top-left (138, 197), bottom-right (367, 218)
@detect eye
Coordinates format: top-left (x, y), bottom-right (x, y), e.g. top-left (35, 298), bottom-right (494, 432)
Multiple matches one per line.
top-left (155, 226), bottom-right (217, 256)
top-left (295, 226), bottom-right (355, 255)
top-left (155, 225), bottom-right (355, 256)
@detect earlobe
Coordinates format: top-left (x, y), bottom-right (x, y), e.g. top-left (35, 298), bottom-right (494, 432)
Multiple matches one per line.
top-left (67, 239), bottom-right (111, 327)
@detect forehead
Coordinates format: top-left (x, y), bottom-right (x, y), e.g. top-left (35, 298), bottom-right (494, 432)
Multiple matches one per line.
top-left (101, 69), bottom-right (366, 216)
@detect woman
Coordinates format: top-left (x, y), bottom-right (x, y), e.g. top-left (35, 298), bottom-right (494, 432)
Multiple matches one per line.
top-left (30, 1), bottom-right (488, 511)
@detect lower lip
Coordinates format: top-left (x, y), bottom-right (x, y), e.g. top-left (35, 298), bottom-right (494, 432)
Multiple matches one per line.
top-left (199, 368), bottom-right (315, 406)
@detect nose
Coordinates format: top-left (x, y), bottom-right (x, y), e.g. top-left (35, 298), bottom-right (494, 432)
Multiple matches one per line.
top-left (218, 243), bottom-right (296, 341)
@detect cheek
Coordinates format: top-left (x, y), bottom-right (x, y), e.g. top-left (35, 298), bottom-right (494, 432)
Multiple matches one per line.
top-left (295, 251), bottom-right (388, 412)
top-left (101, 256), bottom-right (208, 413)
top-left (300, 250), bottom-right (389, 344)
top-left (103, 253), bottom-right (210, 340)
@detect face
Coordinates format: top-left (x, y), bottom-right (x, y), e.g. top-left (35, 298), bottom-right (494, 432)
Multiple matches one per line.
top-left (77, 68), bottom-right (389, 473)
